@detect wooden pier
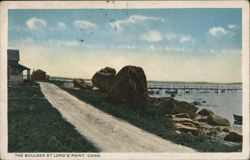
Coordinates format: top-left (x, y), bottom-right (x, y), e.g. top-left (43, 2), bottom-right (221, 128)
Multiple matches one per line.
top-left (147, 84), bottom-right (242, 94)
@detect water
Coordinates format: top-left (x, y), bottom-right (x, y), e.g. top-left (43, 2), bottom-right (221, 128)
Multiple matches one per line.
top-left (148, 82), bottom-right (242, 126)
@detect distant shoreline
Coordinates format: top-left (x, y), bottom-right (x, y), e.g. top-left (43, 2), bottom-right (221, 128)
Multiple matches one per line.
top-left (50, 76), bottom-right (242, 85)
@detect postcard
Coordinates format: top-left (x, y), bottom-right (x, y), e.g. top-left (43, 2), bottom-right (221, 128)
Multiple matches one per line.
top-left (0, 1), bottom-right (249, 160)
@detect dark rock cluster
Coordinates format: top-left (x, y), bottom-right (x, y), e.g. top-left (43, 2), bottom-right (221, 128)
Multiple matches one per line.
top-left (88, 65), bottom-right (241, 144)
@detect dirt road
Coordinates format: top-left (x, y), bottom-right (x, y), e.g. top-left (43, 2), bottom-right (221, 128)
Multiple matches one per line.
top-left (39, 82), bottom-right (197, 152)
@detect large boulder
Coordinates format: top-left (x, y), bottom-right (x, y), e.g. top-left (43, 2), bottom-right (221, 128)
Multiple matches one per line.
top-left (73, 79), bottom-right (93, 90)
top-left (92, 67), bottom-right (116, 92)
top-left (207, 114), bottom-right (230, 126)
top-left (107, 65), bottom-right (148, 107)
top-left (198, 108), bottom-right (214, 116)
top-left (224, 130), bottom-right (242, 143)
top-left (149, 97), bottom-right (198, 118)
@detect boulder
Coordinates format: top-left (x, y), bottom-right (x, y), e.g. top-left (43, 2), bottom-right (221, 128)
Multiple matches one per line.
top-left (149, 97), bottom-right (198, 118)
top-left (198, 108), bottom-right (214, 116)
top-left (174, 123), bottom-right (199, 135)
top-left (222, 127), bottom-right (230, 132)
top-left (171, 117), bottom-right (200, 127)
top-left (174, 113), bottom-right (191, 119)
top-left (73, 79), bottom-right (93, 90)
top-left (207, 114), bottom-right (230, 126)
top-left (224, 130), bottom-right (242, 143)
top-left (107, 65), bottom-right (148, 106)
top-left (92, 67), bottom-right (116, 92)
top-left (190, 101), bottom-right (201, 106)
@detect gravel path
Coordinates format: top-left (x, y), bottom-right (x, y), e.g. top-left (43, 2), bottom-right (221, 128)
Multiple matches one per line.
top-left (39, 82), bottom-right (197, 152)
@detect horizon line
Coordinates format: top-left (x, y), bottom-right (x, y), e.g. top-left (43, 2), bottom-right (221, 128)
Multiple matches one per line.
top-left (50, 76), bottom-right (242, 84)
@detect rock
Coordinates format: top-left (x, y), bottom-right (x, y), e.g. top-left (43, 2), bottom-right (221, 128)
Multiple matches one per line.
top-left (174, 113), bottom-right (191, 119)
top-left (175, 130), bottom-right (181, 134)
top-left (73, 79), bottom-right (93, 90)
top-left (222, 127), bottom-right (230, 132)
top-left (92, 67), bottom-right (116, 92)
top-left (148, 97), bottom-right (198, 118)
top-left (207, 114), bottom-right (230, 126)
top-left (171, 117), bottom-right (200, 127)
top-left (190, 101), bottom-right (201, 106)
top-left (224, 141), bottom-right (242, 146)
top-left (174, 123), bottom-right (199, 135)
top-left (166, 114), bottom-right (175, 119)
top-left (224, 130), bottom-right (242, 143)
top-left (197, 118), bottom-right (208, 123)
top-left (198, 108), bottom-right (214, 116)
top-left (107, 65), bottom-right (148, 106)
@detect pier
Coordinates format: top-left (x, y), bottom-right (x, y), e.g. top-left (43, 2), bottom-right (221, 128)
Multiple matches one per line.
top-left (147, 84), bottom-right (242, 94)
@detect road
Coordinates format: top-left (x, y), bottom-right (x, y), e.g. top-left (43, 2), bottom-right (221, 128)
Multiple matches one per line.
top-left (39, 82), bottom-right (197, 152)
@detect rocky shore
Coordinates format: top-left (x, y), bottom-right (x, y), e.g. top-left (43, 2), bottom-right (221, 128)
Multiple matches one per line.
top-left (72, 65), bottom-right (242, 146)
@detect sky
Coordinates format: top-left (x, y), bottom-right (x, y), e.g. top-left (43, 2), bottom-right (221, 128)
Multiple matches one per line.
top-left (8, 9), bottom-right (242, 83)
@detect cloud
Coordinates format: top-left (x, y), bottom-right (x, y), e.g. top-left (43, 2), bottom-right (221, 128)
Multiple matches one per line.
top-left (228, 24), bottom-right (240, 29)
top-left (58, 22), bottom-right (66, 30)
top-left (73, 20), bottom-right (97, 29)
top-left (179, 35), bottom-right (194, 43)
top-left (110, 15), bottom-right (165, 30)
top-left (165, 46), bottom-right (186, 52)
top-left (117, 45), bottom-right (136, 49)
top-left (140, 30), bottom-right (163, 42)
top-left (165, 34), bottom-right (177, 41)
top-left (26, 17), bottom-right (47, 30)
top-left (46, 40), bottom-right (81, 47)
top-left (209, 27), bottom-right (228, 36)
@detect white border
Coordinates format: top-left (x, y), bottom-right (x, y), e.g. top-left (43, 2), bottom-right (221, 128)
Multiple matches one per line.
top-left (0, 1), bottom-right (249, 160)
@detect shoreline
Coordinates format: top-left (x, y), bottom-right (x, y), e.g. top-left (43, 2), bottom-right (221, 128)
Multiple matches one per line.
top-left (50, 80), bottom-right (242, 152)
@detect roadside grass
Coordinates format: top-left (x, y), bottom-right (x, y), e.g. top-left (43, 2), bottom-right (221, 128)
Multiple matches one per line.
top-left (8, 81), bottom-right (99, 152)
top-left (50, 80), bottom-right (242, 152)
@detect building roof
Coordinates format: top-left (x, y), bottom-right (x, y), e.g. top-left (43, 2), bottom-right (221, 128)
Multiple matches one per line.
top-left (34, 69), bottom-right (46, 74)
top-left (9, 63), bottom-right (30, 71)
top-left (8, 49), bottom-right (20, 61)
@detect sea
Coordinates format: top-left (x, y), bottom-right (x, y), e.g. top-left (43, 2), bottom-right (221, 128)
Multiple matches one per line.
top-left (51, 77), bottom-right (242, 127)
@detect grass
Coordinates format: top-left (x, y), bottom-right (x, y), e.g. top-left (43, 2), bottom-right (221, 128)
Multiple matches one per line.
top-left (51, 80), bottom-right (242, 152)
top-left (8, 81), bottom-right (99, 152)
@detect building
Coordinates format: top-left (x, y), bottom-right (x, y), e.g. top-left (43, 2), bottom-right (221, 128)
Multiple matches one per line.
top-left (8, 49), bottom-right (30, 81)
top-left (31, 69), bottom-right (49, 81)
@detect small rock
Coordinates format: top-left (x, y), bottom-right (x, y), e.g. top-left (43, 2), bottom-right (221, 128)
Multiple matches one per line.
top-left (207, 114), bottom-right (230, 126)
top-left (172, 117), bottom-right (200, 127)
top-left (197, 108), bottom-right (214, 116)
top-left (222, 127), bottom-right (230, 132)
top-left (190, 101), bottom-right (201, 106)
top-left (174, 123), bottom-right (199, 135)
top-left (166, 114), bottom-right (175, 119)
top-left (175, 130), bottom-right (181, 134)
top-left (174, 113), bottom-right (191, 119)
top-left (73, 79), bottom-right (93, 90)
top-left (224, 130), bottom-right (242, 143)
